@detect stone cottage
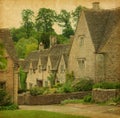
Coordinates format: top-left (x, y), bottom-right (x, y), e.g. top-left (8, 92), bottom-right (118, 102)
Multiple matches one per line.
top-left (68, 2), bottom-right (120, 83)
top-left (24, 2), bottom-right (120, 89)
top-left (0, 28), bottom-right (19, 104)
top-left (23, 36), bottom-right (71, 89)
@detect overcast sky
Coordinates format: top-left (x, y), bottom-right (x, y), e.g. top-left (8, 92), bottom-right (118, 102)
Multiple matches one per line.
top-left (0, 0), bottom-right (120, 31)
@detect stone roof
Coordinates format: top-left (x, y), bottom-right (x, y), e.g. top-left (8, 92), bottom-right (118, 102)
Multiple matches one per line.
top-left (0, 28), bottom-right (19, 68)
top-left (23, 49), bottom-right (49, 72)
top-left (23, 44), bottom-right (71, 72)
top-left (83, 8), bottom-right (120, 52)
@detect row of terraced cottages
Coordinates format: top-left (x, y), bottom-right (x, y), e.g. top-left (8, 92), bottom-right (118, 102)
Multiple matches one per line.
top-left (23, 2), bottom-right (120, 89)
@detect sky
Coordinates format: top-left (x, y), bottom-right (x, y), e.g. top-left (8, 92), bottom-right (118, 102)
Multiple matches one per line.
top-left (0, 0), bottom-right (120, 33)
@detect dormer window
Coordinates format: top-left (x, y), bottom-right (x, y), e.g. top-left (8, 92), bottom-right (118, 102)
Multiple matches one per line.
top-left (79, 35), bottom-right (84, 47)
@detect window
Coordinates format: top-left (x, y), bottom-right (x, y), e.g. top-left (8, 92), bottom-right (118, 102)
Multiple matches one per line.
top-left (78, 58), bottom-right (86, 69)
top-left (60, 65), bottom-right (64, 73)
top-left (0, 82), bottom-right (6, 89)
top-left (79, 35), bottom-right (84, 47)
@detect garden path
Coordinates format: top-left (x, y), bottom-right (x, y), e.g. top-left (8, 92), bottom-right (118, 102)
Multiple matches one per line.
top-left (20, 103), bottom-right (120, 118)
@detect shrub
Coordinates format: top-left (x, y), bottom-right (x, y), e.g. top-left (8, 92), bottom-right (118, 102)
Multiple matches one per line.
top-left (18, 89), bottom-right (27, 94)
top-left (93, 82), bottom-right (120, 89)
top-left (0, 89), bottom-right (11, 106)
top-left (0, 104), bottom-right (19, 111)
top-left (60, 82), bottom-right (74, 93)
top-left (73, 79), bottom-right (94, 92)
top-left (30, 87), bottom-right (44, 96)
top-left (113, 96), bottom-right (120, 104)
top-left (47, 74), bottom-right (55, 88)
top-left (83, 95), bottom-right (92, 103)
top-left (66, 71), bottom-right (75, 83)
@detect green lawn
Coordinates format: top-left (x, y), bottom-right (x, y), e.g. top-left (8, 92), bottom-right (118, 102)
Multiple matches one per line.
top-left (0, 110), bottom-right (89, 118)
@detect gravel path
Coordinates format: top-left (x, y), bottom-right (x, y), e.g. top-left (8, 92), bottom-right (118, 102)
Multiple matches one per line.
top-left (19, 104), bottom-right (120, 118)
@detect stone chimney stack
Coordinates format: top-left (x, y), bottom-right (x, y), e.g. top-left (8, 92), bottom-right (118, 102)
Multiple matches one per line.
top-left (70, 35), bottom-right (74, 44)
top-left (92, 2), bottom-right (100, 10)
top-left (39, 42), bottom-right (44, 51)
top-left (50, 36), bottom-right (57, 48)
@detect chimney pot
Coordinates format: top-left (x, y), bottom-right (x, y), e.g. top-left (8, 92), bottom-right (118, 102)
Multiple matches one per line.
top-left (39, 42), bottom-right (44, 51)
top-left (92, 2), bottom-right (100, 10)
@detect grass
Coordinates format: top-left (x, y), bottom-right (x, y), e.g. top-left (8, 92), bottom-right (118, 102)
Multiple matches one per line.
top-left (61, 99), bottom-right (84, 105)
top-left (0, 110), bottom-right (89, 118)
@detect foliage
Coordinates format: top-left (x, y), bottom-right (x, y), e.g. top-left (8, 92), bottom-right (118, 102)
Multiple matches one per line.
top-left (40, 32), bottom-right (50, 48)
top-left (21, 9), bottom-right (34, 38)
top-left (57, 9), bottom-right (74, 38)
top-left (15, 37), bottom-right (38, 58)
top-left (57, 35), bottom-right (69, 44)
top-left (19, 67), bottom-right (27, 90)
top-left (112, 96), bottom-right (120, 104)
top-left (83, 95), bottom-right (92, 103)
top-left (10, 27), bottom-right (27, 42)
top-left (72, 5), bottom-right (86, 28)
top-left (73, 79), bottom-right (94, 92)
top-left (0, 104), bottom-right (18, 111)
top-left (62, 83), bottom-right (74, 93)
top-left (0, 110), bottom-right (89, 118)
top-left (61, 99), bottom-right (83, 105)
top-left (93, 82), bottom-right (120, 89)
top-left (0, 89), bottom-right (11, 106)
top-left (30, 87), bottom-right (44, 96)
top-left (47, 73), bottom-right (55, 88)
top-left (36, 8), bottom-right (56, 32)
top-left (66, 71), bottom-right (75, 83)
top-left (0, 43), bottom-right (7, 69)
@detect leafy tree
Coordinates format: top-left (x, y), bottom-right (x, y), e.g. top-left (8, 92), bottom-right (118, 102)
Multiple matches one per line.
top-left (10, 27), bottom-right (27, 42)
top-left (57, 10), bottom-right (74, 38)
top-left (15, 37), bottom-right (38, 58)
top-left (40, 32), bottom-right (50, 49)
top-left (72, 5), bottom-right (86, 28)
top-left (21, 9), bottom-right (34, 38)
top-left (35, 8), bottom-right (56, 32)
top-left (57, 35), bottom-right (69, 44)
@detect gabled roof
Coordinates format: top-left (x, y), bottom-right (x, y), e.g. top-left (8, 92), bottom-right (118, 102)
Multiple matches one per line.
top-left (83, 8), bottom-right (120, 52)
top-left (23, 43), bottom-right (71, 72)
top-left (99, 19), bottom-right (120, 52)
top-left (0, 28), bottom-right (19, 67)
top-left (48, 44), bottom-right (71, 70)
top-left (23, 49), bottom-right (49, 72)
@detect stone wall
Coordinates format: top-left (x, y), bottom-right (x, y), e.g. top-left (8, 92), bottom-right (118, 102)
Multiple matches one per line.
top-left (0, 57), bottom-right (14, 103)
top-left (18, 91), bottom-right (91, 105)
top-left (92, 89), bottom-right (120, 103)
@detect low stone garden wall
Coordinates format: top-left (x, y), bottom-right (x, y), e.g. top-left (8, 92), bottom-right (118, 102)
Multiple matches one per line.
top-left (92, 89), bottom-right (120, 103)
top-left (18, 91), bottom-right (91, 105)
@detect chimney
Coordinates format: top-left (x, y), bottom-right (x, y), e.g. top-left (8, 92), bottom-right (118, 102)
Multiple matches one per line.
top-left (39, 42), bottom-right (44, 51)
top-left (70, 35), bottom-right (74, 44)
top-left (50, 36), bottom-right (57, 48)
top-left (92, 2), bottom-right (100, 10)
